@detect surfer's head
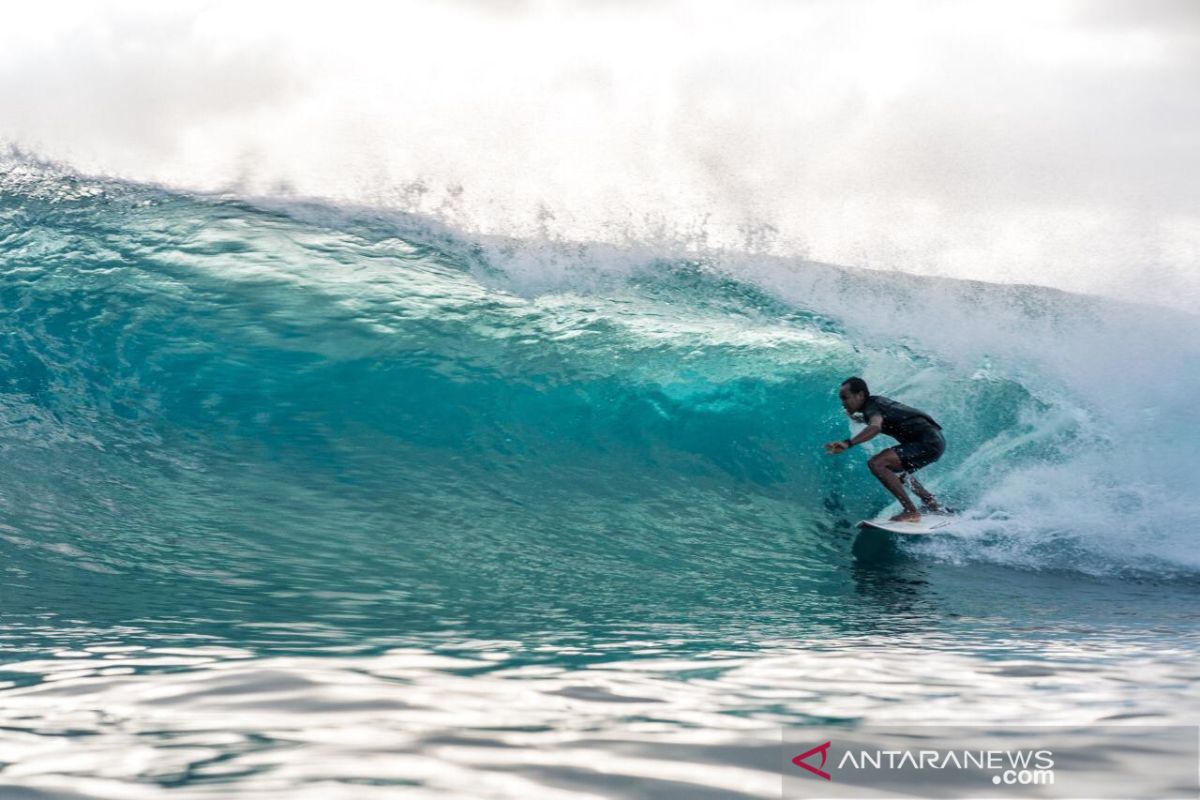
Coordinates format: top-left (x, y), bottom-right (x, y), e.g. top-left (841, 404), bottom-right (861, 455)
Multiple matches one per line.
top-left (839, 377), bottom-right (869, 413)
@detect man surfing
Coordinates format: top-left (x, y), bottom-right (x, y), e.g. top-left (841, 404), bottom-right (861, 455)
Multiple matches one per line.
top-left (824, 377), bottom-right (945, 523)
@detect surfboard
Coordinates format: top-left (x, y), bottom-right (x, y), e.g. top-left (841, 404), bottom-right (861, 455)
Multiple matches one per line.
top-left (856, 514), bottom-right (957, 535)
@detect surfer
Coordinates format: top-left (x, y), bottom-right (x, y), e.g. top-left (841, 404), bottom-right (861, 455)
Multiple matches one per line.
top-left (824, 377), bottom-right (945, 523)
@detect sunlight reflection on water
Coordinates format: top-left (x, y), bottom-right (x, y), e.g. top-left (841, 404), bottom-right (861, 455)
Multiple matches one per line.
top-left (0, 635), bottom-right (1195, 798)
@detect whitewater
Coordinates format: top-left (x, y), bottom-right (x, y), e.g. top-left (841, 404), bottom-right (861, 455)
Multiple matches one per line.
top-left (1, 157), bottom-right (1198, 798)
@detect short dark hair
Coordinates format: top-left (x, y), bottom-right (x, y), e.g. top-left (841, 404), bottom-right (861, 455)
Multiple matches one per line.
top-left (841, 376), bottom-right (869, 396)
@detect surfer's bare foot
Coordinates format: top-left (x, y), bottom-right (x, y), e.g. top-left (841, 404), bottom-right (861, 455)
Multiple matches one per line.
top-left (920, 502), bottom-right (942, 513)
top-left (889, 511), bottom-right (921, 523)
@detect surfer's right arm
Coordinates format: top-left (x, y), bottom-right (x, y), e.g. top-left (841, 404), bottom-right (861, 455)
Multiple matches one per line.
top-left (845, 414), bottom-right (884, 448)
top-left (824, 414), bottom-right (883, 454)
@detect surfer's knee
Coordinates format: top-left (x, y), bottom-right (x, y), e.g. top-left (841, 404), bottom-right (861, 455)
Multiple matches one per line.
top-left (868, 450), bottom-right (904, 477)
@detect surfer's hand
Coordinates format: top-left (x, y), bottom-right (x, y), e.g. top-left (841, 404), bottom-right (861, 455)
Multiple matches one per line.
top-left (824, 440), bottom-right (848, 455)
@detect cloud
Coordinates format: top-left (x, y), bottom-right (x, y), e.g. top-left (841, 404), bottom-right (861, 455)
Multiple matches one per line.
top-left (0, 4), bottom-right (306, 166)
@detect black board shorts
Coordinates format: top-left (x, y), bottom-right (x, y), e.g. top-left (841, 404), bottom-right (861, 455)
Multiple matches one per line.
top-left (893, 428), bottom-right (945, 473)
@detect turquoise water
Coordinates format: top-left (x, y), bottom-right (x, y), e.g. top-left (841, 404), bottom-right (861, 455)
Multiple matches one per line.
top-left (1, 161), bottom-right (1198, 798)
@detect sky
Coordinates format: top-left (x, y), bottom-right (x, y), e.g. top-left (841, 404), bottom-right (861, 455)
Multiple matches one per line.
top-left (1, 0), bottom-right (1197, 308)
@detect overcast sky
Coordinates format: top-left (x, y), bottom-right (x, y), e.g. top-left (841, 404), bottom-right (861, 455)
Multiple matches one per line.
top-left (1, 0), bottom-right (1197, 308)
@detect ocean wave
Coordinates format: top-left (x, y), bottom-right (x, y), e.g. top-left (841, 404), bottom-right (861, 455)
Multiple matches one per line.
top-left (2, 157), bottom-right (1197, 600)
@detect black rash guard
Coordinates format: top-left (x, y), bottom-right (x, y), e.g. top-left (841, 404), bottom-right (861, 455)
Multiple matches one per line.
top-left (857, 395), bottom-right (942, 443)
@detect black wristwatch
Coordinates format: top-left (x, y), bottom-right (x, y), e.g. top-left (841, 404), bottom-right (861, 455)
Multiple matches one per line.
top-left (843, 438), bottom-right (854, 448)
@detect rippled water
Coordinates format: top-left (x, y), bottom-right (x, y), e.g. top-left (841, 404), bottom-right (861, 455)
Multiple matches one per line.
top-left (5, 548), bottom-right (1198, 797)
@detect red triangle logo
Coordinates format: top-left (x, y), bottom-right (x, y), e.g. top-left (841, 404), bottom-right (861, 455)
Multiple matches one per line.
top-left (792, 740), bottom-right (832, 781)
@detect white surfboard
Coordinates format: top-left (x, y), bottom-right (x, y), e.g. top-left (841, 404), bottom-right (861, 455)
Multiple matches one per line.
top-left (856, 514), bottom-right (957, 535)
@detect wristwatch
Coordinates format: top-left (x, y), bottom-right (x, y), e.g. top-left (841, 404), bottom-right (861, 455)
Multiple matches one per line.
top-left (843, 438), bottom-right (854, 448)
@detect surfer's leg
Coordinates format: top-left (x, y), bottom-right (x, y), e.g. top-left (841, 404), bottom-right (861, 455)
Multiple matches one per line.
top-left (905, 474), bottom-right (940, 511)
top-left (867, 449), bottom-right (920, 522)
top-left (894, 431), bottom-right (944, 513)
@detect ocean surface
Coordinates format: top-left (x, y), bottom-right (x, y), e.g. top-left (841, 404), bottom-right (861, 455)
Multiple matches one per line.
top-left (1, 159), bottom-right (1198, 798)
